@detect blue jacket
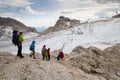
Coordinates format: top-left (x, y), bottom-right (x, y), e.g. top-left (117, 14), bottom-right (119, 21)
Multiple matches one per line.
top-left (30, 40), bottom-right (35, 51)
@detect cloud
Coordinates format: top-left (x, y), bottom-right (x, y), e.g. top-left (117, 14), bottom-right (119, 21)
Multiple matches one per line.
top-left (18, 16), bottom-right (58, 27)
top-left (101, 8), bottom-right (120, 12)
top-left (57, 0), bottom-right (120, 4)
top-left (95, 12), bottom-right (108, 18)
top-left (57, 0), bottom-right (64, 2)
top-left (20, 6), bottom-right (46, 15)
top-left (20, 1), bottom-right (119, 28)
top-left (60, 7), bottom-right (95, 15)
top-left (56, 0), bottom-right (96, 11)
top-left (54, 3), bottom-right (119, 21)
top-left (0, 0), bottom-right (32, 7)
top-left (94, 0), bottom-right (120, 4)
top-left (57, 0), bottom-right (87, 2)
top-left (61, 11), bottom-right (73, 14)
top-left (0, 12), bottom-right (15, 17)
top-left (57, 0), bottom-right (94, 3)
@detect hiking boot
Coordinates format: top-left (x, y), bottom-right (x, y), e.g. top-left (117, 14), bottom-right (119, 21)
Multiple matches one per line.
top-left (20, 56), bottom-right (24, 58)
top-left (29, 53), bottom-right (33, 57)
top-left (33, 57), bottom-right (36, 59)
top-left (29, 54), bottom-right (32, 57)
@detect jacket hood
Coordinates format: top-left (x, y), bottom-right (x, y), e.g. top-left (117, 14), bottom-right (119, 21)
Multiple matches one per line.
top-left (32, 40), bottom-right (35, 44)
top-left (43, 45), bottom-right (46, 48)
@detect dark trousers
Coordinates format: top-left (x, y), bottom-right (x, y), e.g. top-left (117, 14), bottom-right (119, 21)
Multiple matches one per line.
top-left (57, 55), bottom-right (63, 61)
top-left (17, 43), bottom-right (23, 57)
top-left (48, 55), bottom-right (50, 61)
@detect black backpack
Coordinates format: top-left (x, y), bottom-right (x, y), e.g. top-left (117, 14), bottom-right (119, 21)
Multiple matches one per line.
top-left (12, 30), bottom-right (18, 46)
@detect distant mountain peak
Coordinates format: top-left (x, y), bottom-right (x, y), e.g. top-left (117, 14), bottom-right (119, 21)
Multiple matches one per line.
top-left (40, 16), bottom-right (80, 34)
top-left (55, 16), bottom-right (80, 29)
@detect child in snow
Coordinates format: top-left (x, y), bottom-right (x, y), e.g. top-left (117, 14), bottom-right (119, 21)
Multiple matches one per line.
top-left (29, 40), bottom-right (36, 59)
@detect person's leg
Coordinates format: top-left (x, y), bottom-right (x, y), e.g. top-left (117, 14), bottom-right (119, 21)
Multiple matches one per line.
top-left (48, 55), bottom-right (50, 61)
top-left (17, 43), bottom-right (21, 57)
top-left (17, 44), bottom-right (19, 57)
top-left (19, 43), bottom-right (24, 58)
top-left (43, 54), bottom-right (45, 60)
top-left (29, 51), bottom-right (33, 57)
top-left (33, 51), bottom-right (36, 59)
top-left (57, 55), bottom-right (60, 61)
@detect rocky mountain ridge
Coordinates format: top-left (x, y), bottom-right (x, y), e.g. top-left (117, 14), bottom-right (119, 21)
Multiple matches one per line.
top-left (40, 16), bottom-right (80, 34)
top-left (0, 17), bottom-right (36, 32)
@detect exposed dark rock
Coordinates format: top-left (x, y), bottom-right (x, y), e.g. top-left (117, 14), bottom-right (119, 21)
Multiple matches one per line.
top-left (112, 14), bottom-right (120, 18)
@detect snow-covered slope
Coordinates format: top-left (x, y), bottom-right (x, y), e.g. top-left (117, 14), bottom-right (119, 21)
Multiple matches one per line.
top-left (0, 18), bottom-right (120, 54)
top-left (34, 18), bottom-right (120, 54)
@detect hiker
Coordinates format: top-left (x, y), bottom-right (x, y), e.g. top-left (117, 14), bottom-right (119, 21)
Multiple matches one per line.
top-left (47, 48), bottom-right (50, 61)
top-left (41, 45), bottom-right (48, 60)
top-left (29, 40), bottom-right (36, 59)
top-left (12, 30), bottom-right (24, 58)
top-left (57, 50), bottom-right (64, 61)
top-left (17, 32), bottom-right (24, 58)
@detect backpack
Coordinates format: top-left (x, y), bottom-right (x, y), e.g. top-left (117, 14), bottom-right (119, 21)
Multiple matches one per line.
top-left (29, 44), bottom-right (34, 51)
top-left (29, 45), bottom-right (33, 50)
top-left (12, 30), bottom-right (18, 46)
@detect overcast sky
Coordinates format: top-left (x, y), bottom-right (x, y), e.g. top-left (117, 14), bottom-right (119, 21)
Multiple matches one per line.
top-left (0, 0), bottom-right (120, 28)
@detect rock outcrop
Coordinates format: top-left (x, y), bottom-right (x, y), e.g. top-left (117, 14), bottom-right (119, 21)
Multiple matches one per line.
top-left (0, 45), bottom-right (120, 80)
top-left (54, 16), bottom-right (80, 30)
top-left (40, 16), bottom-right (80, 34)
top-left (112, 14), bottom-right (120, 18)
top-left (66, 45), bottom-right (120, 80)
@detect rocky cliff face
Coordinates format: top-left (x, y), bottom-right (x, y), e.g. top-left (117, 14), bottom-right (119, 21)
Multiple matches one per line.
top-left (40, 16), bottom-right (80, 34)
top-left (54, 16), bottom-right (80, 30)
top-left (66, 45), bottom-right (120, 80)
top-left (0, 17), bottom-right (36, 32)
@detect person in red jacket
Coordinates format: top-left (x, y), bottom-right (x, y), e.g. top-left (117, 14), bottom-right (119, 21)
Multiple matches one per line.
top-left (47, 48), bottom-right (50, 61)
top-left (57, 50), bottom-right (64, 61)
